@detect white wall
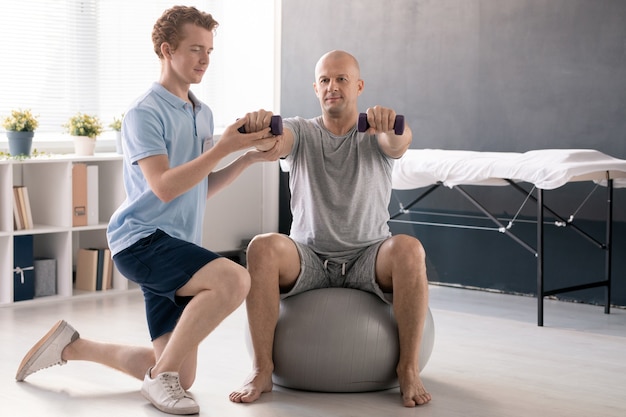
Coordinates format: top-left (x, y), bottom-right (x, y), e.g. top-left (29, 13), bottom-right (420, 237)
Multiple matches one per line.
top-left (202, 147), bottom-right (280, 252)
top-left (202, 0), bottom-right (281, 252)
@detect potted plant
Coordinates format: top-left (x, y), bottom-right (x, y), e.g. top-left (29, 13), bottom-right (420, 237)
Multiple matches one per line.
top-left (2, 109), bottom-right (39, 156)
top-left (109, 113), bottom-right (124, 154)
top-left (64, 112), bottom-right (103, 156)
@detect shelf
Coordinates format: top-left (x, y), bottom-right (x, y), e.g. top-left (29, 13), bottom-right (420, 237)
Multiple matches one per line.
top-left (0, 153), bottom-right (126, 306)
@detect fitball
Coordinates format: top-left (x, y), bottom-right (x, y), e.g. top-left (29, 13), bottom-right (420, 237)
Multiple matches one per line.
top-left (267, 287), bottom-right (435, 392)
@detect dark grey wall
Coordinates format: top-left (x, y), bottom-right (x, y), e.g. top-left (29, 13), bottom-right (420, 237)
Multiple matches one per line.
top-left (280, 0), bottom-right (626, 306)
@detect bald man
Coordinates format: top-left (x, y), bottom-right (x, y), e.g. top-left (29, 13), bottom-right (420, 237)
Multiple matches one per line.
top-left (230, 50), bottom-right (431, 407)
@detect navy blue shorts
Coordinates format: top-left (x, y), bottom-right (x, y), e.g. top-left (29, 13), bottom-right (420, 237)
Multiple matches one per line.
top-left (113, 229), bottom-right (221, 340)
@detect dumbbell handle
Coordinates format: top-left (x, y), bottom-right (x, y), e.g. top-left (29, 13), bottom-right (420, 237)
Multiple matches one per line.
top-left (357, 113), bottom-right (405, 135)
top-left (238, 115), bottom-right (283, 136)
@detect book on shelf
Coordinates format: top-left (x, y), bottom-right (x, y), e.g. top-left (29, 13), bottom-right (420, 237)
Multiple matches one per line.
top-left (12, 186), bottom-right (33, 230)
top-left (21, 186), bottom-right (34, 229)
top-left (102, 248), bottom-right (113, 290)
top-left (17, 187), bottom-right (29, 228)
top-left (75, 247), bottom-right (113, 292)
top-left (75, 248), bottom-right (98, 291)
top-left (12, 187), bottom-right (24, 230)
top-left (87, 165), bottom-right (99, 226)
top-left (72, 163), bottom-right (88, 227)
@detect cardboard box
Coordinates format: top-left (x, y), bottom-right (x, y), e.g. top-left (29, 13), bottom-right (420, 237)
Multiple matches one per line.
top-left (34, 258), bottom-right (57, 297)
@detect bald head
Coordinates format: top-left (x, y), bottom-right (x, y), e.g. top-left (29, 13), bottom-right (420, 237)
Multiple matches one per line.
top-left (314, 50), bottom-right (361, 80)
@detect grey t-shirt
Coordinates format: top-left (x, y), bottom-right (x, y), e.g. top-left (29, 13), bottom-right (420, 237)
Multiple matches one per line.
top-left (284, 116), bottom-right (394, 260)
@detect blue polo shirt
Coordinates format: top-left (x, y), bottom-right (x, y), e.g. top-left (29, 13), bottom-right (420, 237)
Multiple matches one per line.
top-left (107, 82), bottom-right (214, 256)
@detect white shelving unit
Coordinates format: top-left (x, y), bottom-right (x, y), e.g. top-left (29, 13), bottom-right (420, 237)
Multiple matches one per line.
top-left (0, 153), bottom-right (127, 306)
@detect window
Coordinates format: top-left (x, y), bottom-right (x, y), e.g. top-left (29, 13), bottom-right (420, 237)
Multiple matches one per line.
top-left (0, 0), bottom-right (277, 141)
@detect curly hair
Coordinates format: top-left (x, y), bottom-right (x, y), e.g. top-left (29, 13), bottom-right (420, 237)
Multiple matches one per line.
top-left (152, 6), bottom-right (219, 59)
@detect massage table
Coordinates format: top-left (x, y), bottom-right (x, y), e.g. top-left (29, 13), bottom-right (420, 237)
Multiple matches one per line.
top-left (391, 149), bottom-right (626, 326)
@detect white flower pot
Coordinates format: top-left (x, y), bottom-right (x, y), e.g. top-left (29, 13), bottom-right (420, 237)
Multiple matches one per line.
top-left (73, 136), bottom-right (96, 156)
top-left (114, 131), bottom-right (123, 154)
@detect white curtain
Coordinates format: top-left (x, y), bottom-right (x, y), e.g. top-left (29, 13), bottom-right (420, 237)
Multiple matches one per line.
top-left (0, 0), bottom-right (275, 137)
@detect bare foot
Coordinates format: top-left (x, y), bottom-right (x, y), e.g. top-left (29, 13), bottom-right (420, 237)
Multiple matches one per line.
top-left (398, 369), bottom-right (431, 407)
top-left (229, 370), bottom-right (273, 403)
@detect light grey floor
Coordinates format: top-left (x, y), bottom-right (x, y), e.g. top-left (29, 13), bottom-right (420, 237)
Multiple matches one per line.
top-left (2, 285), bottom-right (625, 417)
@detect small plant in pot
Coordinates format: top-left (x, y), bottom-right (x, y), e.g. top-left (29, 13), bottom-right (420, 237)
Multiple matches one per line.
top-left (2, 108), bottom-right (39, 156)
top-left (64, 112), bottom-right (103, 156)
top-left (109, 113), bottom-right (124, 154)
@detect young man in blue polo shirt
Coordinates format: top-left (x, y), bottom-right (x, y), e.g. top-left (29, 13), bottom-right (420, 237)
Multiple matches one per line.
top-left (15, 6), bottom-right (280, 415)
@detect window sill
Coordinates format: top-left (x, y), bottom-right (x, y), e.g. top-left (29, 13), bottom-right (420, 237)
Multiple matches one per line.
top-left (1, 126), bottom-right (229, 156)
top-left (1, 131), bottom-right (118, 154)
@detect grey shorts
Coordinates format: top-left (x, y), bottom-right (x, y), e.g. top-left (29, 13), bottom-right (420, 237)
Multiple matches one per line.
top-left (283, 239), bottom-right (392, 304)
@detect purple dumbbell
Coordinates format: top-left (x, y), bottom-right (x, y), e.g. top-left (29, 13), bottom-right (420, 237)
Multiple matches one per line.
top-left (357, 113), bottom-right (405, 135)
top-left (238, 115), bottom-right (283, 135)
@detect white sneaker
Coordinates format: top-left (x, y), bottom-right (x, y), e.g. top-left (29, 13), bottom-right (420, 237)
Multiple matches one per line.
top-left (141, 367), bottom-right (199, 415)
top-left (15, 320), bottom-right (80, 382)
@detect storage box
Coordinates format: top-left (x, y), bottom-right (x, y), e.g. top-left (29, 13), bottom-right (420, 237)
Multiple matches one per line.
top-left (34, 258), bottom-right (57, 297)
top-left (14, 235), bottom-right (34, 301)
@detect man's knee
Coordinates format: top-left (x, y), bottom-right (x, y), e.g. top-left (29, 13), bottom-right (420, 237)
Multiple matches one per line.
top-left (247, 233), bottom-right (292, 263)
top-left (247, 233), bottom-right (301, 286)
top-left (195, 260), bottom-right (250, 306)
top-left (385, 234), bottom-right (426, 262)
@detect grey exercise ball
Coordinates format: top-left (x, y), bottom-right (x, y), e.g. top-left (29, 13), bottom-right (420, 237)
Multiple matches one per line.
top-left (269, 287), bottom-right (435, 393)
